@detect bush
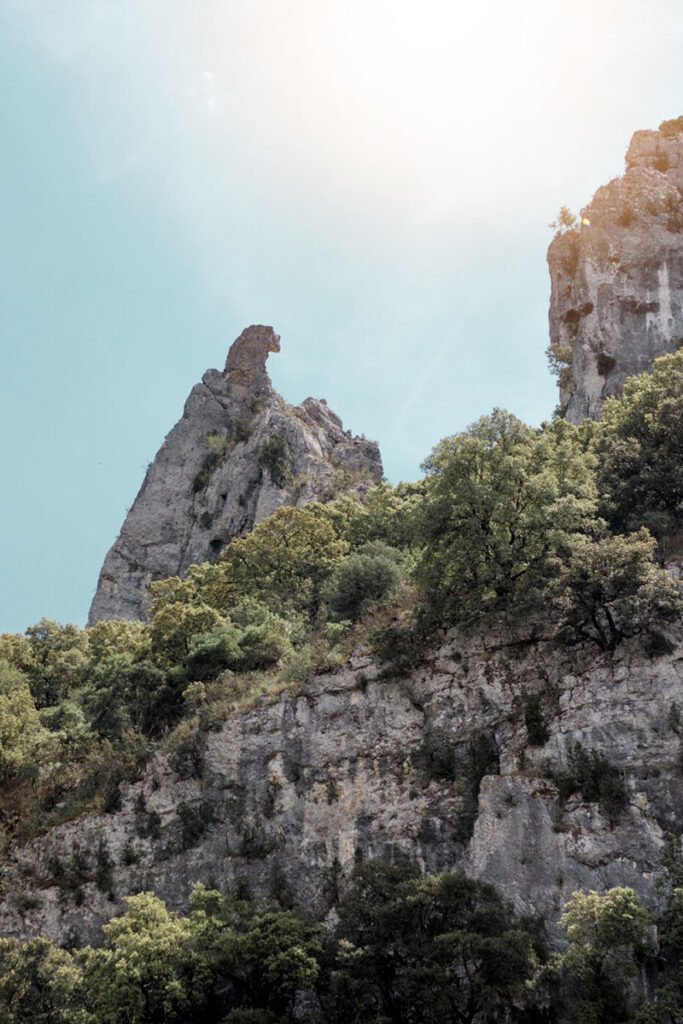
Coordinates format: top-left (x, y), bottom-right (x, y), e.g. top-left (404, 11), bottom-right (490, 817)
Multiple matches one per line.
top-left (550, 529), bottom-right (682, 652)
top-left (324, 543), bottom-right (402, 622)
top-left (177, 800), bottom-right (215, 850)
top-left (259, 435), bottom-right (291, 488)
top-left (371, 623), bottom-right (428, 677)
top-left (595, 351), bottom-right (683, 542)
top-left (523, 694), bottom-right (550, 747)
top-left (552, 743), bottom-right (628, 822)
top-left (415, 411), bottom-right (596, 627)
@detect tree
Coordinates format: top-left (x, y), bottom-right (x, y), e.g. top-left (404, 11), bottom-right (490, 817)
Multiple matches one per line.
top-left (0, 936), bottom-right (85, 1024)
top-left (85, 656), bottom-right (179, 737)
top-left (0, 661), bottom-right (53, 783)
top-left (326, 861), bottom-right (542, 1024)
top-left (415, 411), bottom-right (596, 627)
top-left (549, 887), bottom-right (652, 1024)
top-left (549, 205), bottom-right (578, 235)
top-left (549, 529), bottom-right (682, 651)
top-left (323, 542), bottom-right (403, 622)
top-left (595, 351), bottom-right (683, 545)
top-left (205, 506), bottom-right (349, 618)
top-left (79, 892), bottom-right (195, 1024)
top-left (6, 620), bottom-right (90, 708)
top-left (149, 602), bottom-right (225, 667)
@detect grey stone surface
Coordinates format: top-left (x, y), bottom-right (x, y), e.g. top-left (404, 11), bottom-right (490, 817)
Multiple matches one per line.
top-left (3, 626), bottom-right (682, 947)
top-left (88, 326), bottom-right (383, 623)
top-left (548, 121), bottom-right (683, 423)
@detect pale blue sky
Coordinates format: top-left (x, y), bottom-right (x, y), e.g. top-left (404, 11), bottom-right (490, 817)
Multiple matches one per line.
top-left (1, 0), bottom-right (682, 632)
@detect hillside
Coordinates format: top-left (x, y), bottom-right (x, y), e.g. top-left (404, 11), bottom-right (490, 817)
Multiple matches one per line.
top-left (3, 118), bottom-right (683, 1023)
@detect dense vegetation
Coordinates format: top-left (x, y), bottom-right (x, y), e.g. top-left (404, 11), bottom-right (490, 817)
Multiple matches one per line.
top-left (4, 353), bottom-right (683, 1020)
top-left (3, 857), bottom-right (683, 1023)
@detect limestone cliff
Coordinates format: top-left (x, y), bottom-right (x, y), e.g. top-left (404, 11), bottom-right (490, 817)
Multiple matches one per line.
top-left (2, 626), bottom-right (681, 947)
top-left (88, 326), bottom-right (383, 624)
top-left (548, 117), bottom-right (683, 423)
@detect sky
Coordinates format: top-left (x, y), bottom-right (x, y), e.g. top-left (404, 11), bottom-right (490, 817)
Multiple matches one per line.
top-left (1, 0), bottom-right (682, 633)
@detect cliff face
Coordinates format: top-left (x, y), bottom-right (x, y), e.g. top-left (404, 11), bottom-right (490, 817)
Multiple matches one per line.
top-left (2, 627), bottom-right (681, 947)
top-left (88, 327), bottom-right (383, 624)
top-left (548, 118), bottom-right (683, 423)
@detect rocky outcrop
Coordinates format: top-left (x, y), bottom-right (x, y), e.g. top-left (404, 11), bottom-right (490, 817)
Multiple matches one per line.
top-left (548, 117), bottom-right (683, 423)
top-left (2, 626), bottom-right (682, 947)
top-left (88, 326), bottom-right (383, 623)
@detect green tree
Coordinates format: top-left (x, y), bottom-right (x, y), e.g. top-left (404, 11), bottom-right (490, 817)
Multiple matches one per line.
top-left (149, 601), bottom-right (225, 667)
top-left (595, 351), bottom-right (683, 545)
top-left (326, 861), bottom-right (542, 1024)
top-left (415, 411), bottom-right (596, 626)
top-left (0, 936), bottom-right (85, 1024)
top-left (85, 656), bottom-right (179, 737)
top-left (549, 529), bottom-right (682, 652)
top-left (80, 892), bottom-right (195, 1024)
top-left (209, 506), bottom-right (349, 618)
top-left (0, 661), bottom-right (53, 783)
top-left (13, 620), bottom-right (90, 708)
top-left (323, 542), bottom-right (403, 622)
top-left (549, 887), bottom-right (652, 1024)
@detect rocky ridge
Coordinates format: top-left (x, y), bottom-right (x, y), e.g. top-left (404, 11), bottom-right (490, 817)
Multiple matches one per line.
top-left (88, 326), bottom-right (383, 623)
top-left (2, 626), bottom-right (681, 947)
top-left (548, 117), bottom-right (683, 423)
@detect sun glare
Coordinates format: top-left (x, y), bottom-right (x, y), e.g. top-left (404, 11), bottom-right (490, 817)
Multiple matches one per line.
top-left (206, 0), bottom-right (644, 218)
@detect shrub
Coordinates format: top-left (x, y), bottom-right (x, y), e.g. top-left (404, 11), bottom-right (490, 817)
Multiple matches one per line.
top-left (523, 694), bottom-right (550, 747)
top-left (371, 623), bottom-right (428, 677)
top-left (324, 543), bottom-right (402, 622)
top-left (165, 718), bottom-right (206, 779)
top-left (549, 529), bottom-right (683, 652)
top-left (177, 800), bottom-right (215, 850)
top-left (595, 351), bottom-right (683, 541)
top-left (552, 743), bottom-right (628, 822)
top-left (259, 435), bottom-right (291, 488)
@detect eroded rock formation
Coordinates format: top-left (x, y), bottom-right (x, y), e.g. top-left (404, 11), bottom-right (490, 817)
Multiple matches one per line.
top-left (88, 326), bottom-right (383, 623)
top-left (548, 117), bottom-right (683, 422)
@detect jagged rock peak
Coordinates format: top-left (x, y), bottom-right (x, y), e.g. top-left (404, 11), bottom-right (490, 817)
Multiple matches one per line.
top-left (547, 116), bottom-right (683, 423)
top-left (88, 326), bottom-right (383, 624)
top-left (223, 324), bottom-right (281, 385)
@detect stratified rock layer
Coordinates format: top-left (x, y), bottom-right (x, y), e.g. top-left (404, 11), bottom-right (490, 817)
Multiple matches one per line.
top-left (88, 327), bottom-right (383, 623)
top-left (2, 627), bottom-right (681, 946)
top-left (548, 118), bottom-right (683, 423)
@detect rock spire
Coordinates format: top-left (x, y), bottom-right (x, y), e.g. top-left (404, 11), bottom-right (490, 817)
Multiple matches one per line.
top-left (88, 327), bottom-right (382, 623)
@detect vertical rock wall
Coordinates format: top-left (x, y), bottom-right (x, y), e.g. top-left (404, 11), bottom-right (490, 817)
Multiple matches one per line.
top-left (548, 118), bottom-right (683, 423)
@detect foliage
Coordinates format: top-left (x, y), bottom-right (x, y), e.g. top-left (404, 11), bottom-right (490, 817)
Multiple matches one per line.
top-left (0, 661), bottom-right (53, 783)
top-left (323, 542), bottom-right (403, 622)
top-left (595, 351), bottom-right (683, 543)
top-left (370, 621), bottom-right (429, 677)
top-left (415, 410), bottom-right (596, 627)
top-left (547, 342), bottom-right (574, 391)
top-left (325, 861), bottom-right (542, 1024)
top-left (549, 529), bottom-right (683, 651)
top-left (549, 205), bottom-right (579, 235)
top-left (0, 865), bottom-right (549, 1024)
top-left (548, 887), bottom-right (652, 1023)
top-left (258, 435), bottom-right (291, 488)
top-left (0, 936), bottom-right (85, 1024)
top-left (206, 506), bottom-right (349, 617)
top-left (551, 743), bottom-right (628, 822)
top-left (0, 619), bottom-right (89, 708)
